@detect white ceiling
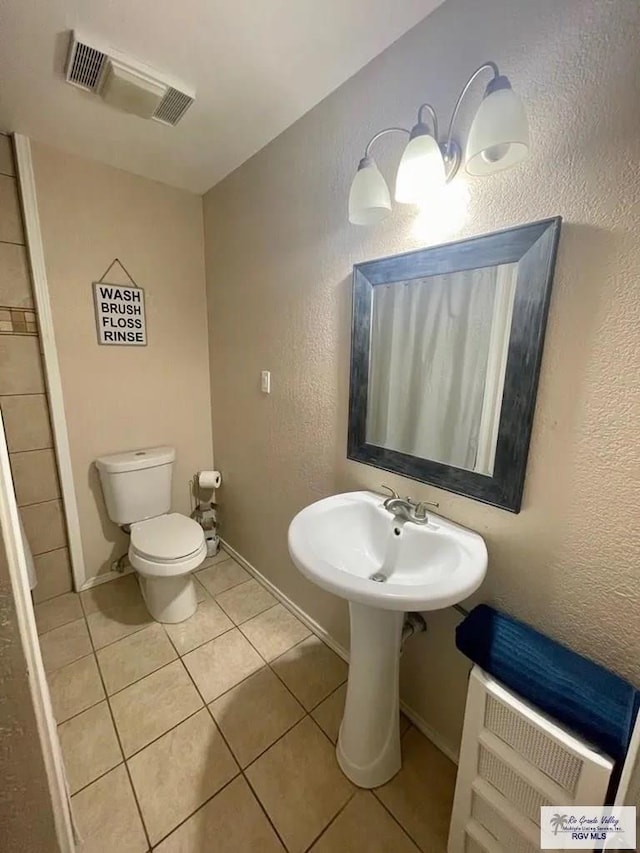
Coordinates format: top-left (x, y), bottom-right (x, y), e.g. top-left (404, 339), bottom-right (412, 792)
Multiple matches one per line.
top-left (0, 0), bottom-right (443, 193)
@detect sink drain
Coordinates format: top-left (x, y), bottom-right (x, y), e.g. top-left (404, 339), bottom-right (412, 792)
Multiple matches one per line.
top-left (369, 572), bottom-right (387, 583)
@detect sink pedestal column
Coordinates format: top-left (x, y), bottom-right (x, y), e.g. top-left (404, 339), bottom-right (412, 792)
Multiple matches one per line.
top-left (337, 602), bottom-right (404, 788)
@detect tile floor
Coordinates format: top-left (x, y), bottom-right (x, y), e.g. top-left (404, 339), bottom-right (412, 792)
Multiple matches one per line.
top-left (36, 549), bottom-right (456, 852)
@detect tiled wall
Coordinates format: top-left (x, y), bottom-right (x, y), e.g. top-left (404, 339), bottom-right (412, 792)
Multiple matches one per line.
top-left (0, 133), bottom-right (72, 601)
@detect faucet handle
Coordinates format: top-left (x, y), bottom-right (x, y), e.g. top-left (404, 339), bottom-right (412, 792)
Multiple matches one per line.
top-left (414, 499), bottom-right (439, 518)
top-left (380, 484), bottom-right (399, 500)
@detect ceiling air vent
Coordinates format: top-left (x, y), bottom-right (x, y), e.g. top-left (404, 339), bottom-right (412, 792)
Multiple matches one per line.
top-left (66, 39), bottom-right (108, 92)
top-left (153, 88), bottom-right (194, 127)
top-left (64, 31), bottom-right (195, 126)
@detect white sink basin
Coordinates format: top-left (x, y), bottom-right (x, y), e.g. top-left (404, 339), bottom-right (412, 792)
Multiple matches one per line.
top-left (288, 490), bottom-right (487, 611)
top-left (287, 490), bottom-right (487, 789)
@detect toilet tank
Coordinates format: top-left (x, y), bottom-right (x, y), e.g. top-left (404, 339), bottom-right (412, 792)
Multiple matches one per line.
top-left (95, 446), bottom-right (176, 525)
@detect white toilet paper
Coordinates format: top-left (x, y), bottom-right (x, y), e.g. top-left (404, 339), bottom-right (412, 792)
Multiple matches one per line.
top-left (198, 470), bottom-right (222, 489)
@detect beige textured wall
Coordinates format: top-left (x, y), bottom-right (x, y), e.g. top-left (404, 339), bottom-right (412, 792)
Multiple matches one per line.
top-left (33, 143), bottom-right (213, 582)
top-left (204, 0), bottom-right (640, 755)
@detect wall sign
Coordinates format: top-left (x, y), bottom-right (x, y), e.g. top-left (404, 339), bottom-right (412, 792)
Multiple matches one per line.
top-left (92, 281), bottom-right (147, 346)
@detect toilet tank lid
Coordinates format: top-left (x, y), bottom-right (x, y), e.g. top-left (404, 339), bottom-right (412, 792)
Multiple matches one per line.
top-left (95, 446), bottom-right (176, 474)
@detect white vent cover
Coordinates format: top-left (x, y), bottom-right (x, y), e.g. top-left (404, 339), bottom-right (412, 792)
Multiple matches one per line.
top-left (448, 667), bottom-right (615, 853)
top-left (65, 32), bottom-right (194, 126)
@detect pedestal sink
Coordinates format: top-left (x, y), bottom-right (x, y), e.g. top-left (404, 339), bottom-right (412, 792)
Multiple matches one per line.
top-left (287, 490), bottom-right (487, 788)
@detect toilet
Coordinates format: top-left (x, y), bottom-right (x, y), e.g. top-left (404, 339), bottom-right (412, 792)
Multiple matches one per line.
top-left (95, 446), bottom-right (206, 623)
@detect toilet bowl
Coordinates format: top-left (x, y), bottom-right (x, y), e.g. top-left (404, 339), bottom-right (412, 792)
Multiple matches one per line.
top-left (95, 446), bottom-right (208, 625)
top-left (129, 512), bottom-right (206, 623)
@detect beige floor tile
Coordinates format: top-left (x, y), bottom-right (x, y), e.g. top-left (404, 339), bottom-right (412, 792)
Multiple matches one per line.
top-left (155, 775), bottom-right (285, 853)
top-left (182, 628), bottom-right (263, 703)
top-left (239, 604), bottom-right (311, 662)
top-left (210, 667), bottom-right (304, 767)
top-left (86, 599), bottom-right (153, 650)
top-left (80, 573), bottom-right (143, 615)
top-left (1, 393), bottom-right (50, 452)
top-left (215, 579), bottom-right (277, 624)
top-left (311, 790), bottom-right (419, 852)
top-left (110, 660), bottom-right (202, 757)
top-left (58, 701), bottom-right (122, 793)
top-left (96, 623), bottom-right (177, 695)
top-left (20, 498), bottom-right (66, 554)
top-left (195, 558), bottom-right (250, 596)
top-left (164, 598), bottom-right (232, 655)
top-left (40, 617), bottom-right (92, 672)
top-left (71, 764), bottom-right (147, 853)
top-left (48, 654), bottom-right (105, 723)
top-left (245, 717), bottom-right (354, 853)
top-left (32, 547), bottom-right (72, 603)
top-left (128, 708), bottom-right (238, 845)
top-left (11, 448), bottom-right (60, 507)
top-left (272, 636), bottom-right (348, 711)
top-left (311, 683), bottom-right (347, 744)
top-left (34, 591), bottom-right (83, 635)
top-left (374, 727), bottom-right (456, 852)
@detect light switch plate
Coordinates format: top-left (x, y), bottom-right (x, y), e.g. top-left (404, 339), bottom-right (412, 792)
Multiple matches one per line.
top-left (261, 370), bottom-right (271, 394)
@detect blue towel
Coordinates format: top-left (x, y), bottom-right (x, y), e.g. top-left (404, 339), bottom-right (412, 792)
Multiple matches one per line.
top-left (456, 604), bottom-right (640, 764)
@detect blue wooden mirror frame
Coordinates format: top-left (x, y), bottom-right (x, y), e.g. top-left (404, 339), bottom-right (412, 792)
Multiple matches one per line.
top-left (347, 217), bottom-right (562, 512)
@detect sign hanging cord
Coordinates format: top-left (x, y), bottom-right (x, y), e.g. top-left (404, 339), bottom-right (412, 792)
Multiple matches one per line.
top-left (97, 258), bottom-right (140, 288)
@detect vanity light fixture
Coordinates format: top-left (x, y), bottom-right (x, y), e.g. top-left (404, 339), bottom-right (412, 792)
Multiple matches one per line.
top-left (348, 62), bottom-right (530, 225)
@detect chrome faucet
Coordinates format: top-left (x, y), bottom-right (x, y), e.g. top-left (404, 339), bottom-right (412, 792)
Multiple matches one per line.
top-left (380, 485), bottom-right (439, 525)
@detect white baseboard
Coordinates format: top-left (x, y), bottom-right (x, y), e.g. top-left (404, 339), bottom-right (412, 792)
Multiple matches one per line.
top-left (220, 538), bottom-right (459, 765)
top-left (80, 565), bottom-right (134, 591)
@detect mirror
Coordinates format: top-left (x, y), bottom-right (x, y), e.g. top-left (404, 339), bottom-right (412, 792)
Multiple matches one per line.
top-left (348, 218), bottom-right (562, 512)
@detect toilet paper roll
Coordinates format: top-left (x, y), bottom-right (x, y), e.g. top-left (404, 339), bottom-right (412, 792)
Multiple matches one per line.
top-left (198, 470), bottom-right (222, 489)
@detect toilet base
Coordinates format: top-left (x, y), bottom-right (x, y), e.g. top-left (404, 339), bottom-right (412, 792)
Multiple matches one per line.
top-left (138, 572), bottom-right (198, 623)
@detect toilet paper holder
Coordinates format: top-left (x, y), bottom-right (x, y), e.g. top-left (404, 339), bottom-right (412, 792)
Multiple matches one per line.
top-left (189, 470), bottom-right (222, 557)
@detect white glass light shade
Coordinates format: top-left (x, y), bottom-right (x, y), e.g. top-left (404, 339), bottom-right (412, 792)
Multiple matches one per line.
top-left (348, 157), bottom-right (391, 225)
top-left (465, 85), bottom-right (529, 176)
top-left (395, 132), bottom-right (446, 204)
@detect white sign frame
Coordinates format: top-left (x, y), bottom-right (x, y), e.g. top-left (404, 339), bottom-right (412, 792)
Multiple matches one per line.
top-left (92, 281), bottom-right (147, 347)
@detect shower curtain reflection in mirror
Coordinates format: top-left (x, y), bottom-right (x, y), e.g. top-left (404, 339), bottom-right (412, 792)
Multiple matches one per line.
top-left (366, 263), bottom-right (517, 475)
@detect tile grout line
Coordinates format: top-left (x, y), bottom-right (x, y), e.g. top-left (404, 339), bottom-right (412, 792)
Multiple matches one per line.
top-left (212, 565), bottom-right (368, 849)
top-left (163, 650), bottom-right (288, 850)
top-left (241, 771), bottom-right (293, 851)
top-left (147, 774), bottom-right (245, 850)
top-left (47, 562), bottom-right (380, 851)
top-left (301, 789), bottom-right (359, 853)
top-left (6, 444), bottom-right (54, 454)
top-left (160, 606), bottom-right (294, 851)
top-left (370, 787), bottom-right (426, 851)
top-left (370, 728), bottom-right (427, 853)
top-left (0, 391), bottom-right (50, 398)
top-left (122, 703), bottom-right (206, 760)
top-left (80, 607), bottom-right (154, 852)
top-left (66, 759), bottom-right (129, 800)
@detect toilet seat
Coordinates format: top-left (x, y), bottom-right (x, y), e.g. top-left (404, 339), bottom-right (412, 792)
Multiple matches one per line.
top-left (129, 513), bottom-right (206, 577)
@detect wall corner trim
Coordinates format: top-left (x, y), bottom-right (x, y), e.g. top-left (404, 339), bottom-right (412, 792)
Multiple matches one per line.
top-left (0, 414), bottom-right (76, 852)
top-left (220, 537), bottom-right (460, 765)
top-left (12, 134), bottom-right (86, 590)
